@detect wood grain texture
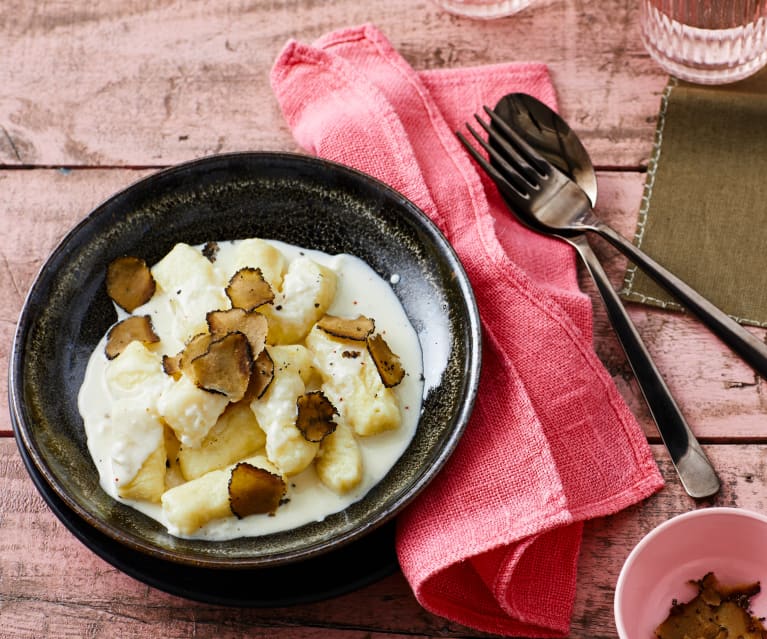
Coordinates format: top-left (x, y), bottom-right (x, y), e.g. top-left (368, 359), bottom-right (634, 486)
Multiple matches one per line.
top-left (0, 0), bottom-right (665, 169)
top-left (3, 2), bottom-right (767, 637)
top-left (3, 440), bottom-right (765, 638)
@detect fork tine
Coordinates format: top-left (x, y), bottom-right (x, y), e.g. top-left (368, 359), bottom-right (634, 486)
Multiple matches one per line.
top-left (461, 121), bottom-right (535, 197)
top-left (473, 115), bottom-right (541, 187)
top-left (483, 106), bottom-right (551, 176)
top-left (456, 128), bottom-right (530, 208)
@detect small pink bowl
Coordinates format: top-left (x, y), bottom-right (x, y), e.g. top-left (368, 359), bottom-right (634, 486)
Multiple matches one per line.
top-left (614, 507), bottom-right (767, 639)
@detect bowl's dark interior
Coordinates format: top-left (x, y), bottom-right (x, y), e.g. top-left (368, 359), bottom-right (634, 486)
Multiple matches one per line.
top-left (11, 152), bottom-right (480, 568)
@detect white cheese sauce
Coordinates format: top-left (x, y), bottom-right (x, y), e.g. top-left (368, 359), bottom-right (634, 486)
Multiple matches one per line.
top-left (78, 239), bottom-right (426, 540)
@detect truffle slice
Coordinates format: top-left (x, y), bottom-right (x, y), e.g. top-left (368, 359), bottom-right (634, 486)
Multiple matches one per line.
top-left (655, 572), bottom-right (766, 639)
top-left (367, 333), bottom-right (405, 387)
top-left (296, 391), bottom-right (338, 443)
top-left (191, 332), bottom-right (253, 402)
top-left (316, 314), bottom-right (375, 341)
top-left (105, 315), bottom-right (159, 360)
top-left (106, 256), bottom-right (156, 312)
top-left (162, 353), bottom-right (182, 379)
top-left (244, 348), bottom-right (275, 401)
top-left (225, 267), bottom-right (274, 311)
top-left (179, 333), bottom-right (214, 381)
top-left (228, 462), bottom-right (286, 518)
top-left (206, 308), bottom-right (268, 356)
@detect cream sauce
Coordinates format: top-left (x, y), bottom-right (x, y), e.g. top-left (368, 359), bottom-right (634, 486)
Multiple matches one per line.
top-left (78, 239), bottom-right (426, 540)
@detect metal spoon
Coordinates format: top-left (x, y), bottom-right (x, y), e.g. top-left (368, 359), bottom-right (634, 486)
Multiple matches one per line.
top-left (491, 93), bottom-right (767, 382)
top-left (490, 93), bottom-right (720, 498)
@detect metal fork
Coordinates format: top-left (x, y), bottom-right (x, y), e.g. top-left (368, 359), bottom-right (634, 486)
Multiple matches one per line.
top-left (457, 111), bottom-right (720, 499)
top-left (461, 107), bottom-right (767, 382)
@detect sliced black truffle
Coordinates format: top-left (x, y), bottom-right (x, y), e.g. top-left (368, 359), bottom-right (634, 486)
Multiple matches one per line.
top-left (225, 267), bottom-right (274, 311)
top-left (106, 256), bottom-right (156, 313)
top-left (207, 307), bottom-right (268, 357)
top-left (105, 315), bottom-right (159, 360)
top-left (316, 314), bottom-right (375, 341)
top-left (191, 332), bottom-right (253, 402)
top-left (296, 391), bottom-right (338, 443)
top-left (228, 462), bottom-right (286, 518)
top-left (367, 333), bottom-right (405, 387)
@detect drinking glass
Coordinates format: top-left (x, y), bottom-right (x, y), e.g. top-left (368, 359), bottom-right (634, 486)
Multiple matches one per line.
top-left (430, 0), bottom-right (533, 19)
top-left (640, 0), bottom-right (767, 84)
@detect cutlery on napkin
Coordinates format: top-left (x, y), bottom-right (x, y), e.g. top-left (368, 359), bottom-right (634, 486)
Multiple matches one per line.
top-left (270, 24), bottom-right (663, 638)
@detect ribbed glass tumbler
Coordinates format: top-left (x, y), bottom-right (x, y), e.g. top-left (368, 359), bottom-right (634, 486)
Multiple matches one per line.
top-left (640, 0), bottom-right (767, 84)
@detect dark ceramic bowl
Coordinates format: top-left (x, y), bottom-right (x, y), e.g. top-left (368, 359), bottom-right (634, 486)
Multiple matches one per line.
top-left (10, 152), bottom-right (481, 569)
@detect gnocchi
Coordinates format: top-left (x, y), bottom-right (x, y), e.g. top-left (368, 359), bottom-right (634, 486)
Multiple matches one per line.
top-left (162, 454), bottom-right (283, 536)
top-left (78, 238), bottom-right (423, 540)
top-left (305, 325), bottom-right (401, 437)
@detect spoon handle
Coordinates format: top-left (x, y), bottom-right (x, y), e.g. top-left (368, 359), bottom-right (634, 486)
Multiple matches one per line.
top-left (567, 234), bottom-right (720, 499)
top-left (590, 218), bottom-right (767, 379)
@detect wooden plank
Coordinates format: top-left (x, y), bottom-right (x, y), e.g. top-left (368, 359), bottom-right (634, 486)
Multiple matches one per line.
top-left (0, 168), bottom-right (154, 437)
top-left (0, 0), bottom-right (666, 169)
top-left (2, 438), bottom-right (765, 638)
top-left (1, 168), bottom-right (764, 440)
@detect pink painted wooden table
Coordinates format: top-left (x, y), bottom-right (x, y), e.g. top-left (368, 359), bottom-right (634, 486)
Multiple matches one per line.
top-left (3, 2), bottom-right (766, 637)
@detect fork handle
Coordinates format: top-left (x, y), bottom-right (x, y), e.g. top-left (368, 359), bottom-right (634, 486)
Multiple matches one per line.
top-left (568, 235), bottom-right (720, 499)
top-left (590, 219), bottom-right (767, 379)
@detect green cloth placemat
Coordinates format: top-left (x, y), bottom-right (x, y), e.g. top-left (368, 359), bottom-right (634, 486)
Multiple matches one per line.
top-left (621, 69), bottom-right (767, 328)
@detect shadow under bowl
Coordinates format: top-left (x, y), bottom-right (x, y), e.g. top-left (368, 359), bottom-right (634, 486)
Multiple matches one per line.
top-left (9, 151), bottom-right (481, 569)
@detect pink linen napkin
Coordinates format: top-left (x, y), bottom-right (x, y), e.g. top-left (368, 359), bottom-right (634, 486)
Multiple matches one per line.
top-left (271, 24), bottom-right (664, 637)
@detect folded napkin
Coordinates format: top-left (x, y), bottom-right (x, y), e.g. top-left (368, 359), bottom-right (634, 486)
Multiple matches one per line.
top-left (271, 25), bottom-right (663, 637)
top-left (622, 70), bottom-right (767, 327)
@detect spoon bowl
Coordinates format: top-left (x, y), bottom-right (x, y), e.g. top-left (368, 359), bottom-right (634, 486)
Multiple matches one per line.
top-left (492, 93), bottom-right (598, 206)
